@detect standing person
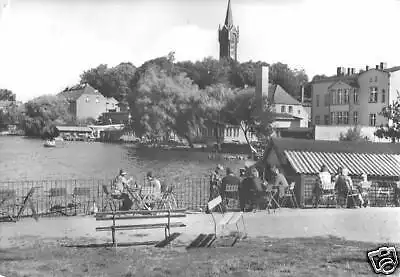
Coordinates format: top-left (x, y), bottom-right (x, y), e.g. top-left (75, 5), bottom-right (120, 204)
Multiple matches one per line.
top-left (221, 167), bottom-right (241, 210)
top-left (207, 164), bottom-right (224, 213)
top-left (313, 165), bottom-right (331, 208)
top-left (111, 169), bottom-right (133, 211)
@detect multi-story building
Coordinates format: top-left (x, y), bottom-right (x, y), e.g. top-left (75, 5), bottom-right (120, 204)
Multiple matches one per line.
top-left (58, 83), bottom-right (119, 121)
top-left (311, 63), bottom-right (400, 128)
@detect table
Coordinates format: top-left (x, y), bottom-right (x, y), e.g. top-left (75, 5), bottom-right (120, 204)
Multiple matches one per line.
top-left (125, 187), bottom-right (150, 210)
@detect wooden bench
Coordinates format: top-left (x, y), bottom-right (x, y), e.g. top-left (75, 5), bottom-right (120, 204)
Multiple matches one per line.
top-left (95, 209), bottom-right (187, 247)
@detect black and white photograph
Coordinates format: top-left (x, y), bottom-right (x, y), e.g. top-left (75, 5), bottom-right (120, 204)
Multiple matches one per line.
top-left (0, 0), bottom-right (400, 276)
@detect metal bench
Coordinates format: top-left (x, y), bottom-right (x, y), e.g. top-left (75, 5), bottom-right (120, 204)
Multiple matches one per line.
top-left (95, 209), bottom-right (187, 248)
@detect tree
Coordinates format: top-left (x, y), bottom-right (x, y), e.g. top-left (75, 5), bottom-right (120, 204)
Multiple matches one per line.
top-left (374, 94), bottom-right (400, 143)
top-left (269, 62), bottom-right (309, 99)
top-left (80, 62), bottom-right (136, 103)
top-left (20, 95), bottom-right (74, 138)
top-left (221, 89), bottom-right (274, 152)
top-left (0, 89), bottom-right (16, 101)
top-left (339, 126), bottom-right (369, 142)
top-left (128, 64), bottom-right (204, 147)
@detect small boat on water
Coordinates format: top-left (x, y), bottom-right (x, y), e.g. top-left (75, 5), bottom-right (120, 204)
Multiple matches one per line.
top-left (43, 139), bottom-right (56, 147)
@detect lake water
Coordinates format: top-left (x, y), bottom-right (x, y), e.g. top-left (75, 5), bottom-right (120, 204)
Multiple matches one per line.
top-left (0, 136), bottom-right (244, 183)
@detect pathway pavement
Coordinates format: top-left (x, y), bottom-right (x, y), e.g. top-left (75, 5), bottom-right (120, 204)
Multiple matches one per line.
top-left (1, 207), bottom-right (399, 248)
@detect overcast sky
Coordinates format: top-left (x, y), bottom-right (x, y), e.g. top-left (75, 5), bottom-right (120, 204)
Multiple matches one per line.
top-left (0, 0), bottom-right (399, 102)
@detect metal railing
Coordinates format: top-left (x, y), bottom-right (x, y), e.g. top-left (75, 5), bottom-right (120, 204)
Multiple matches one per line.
top-left (0, 177), bottom-right (210, 218)
top-left (1, 175), bottom-right (399, 219)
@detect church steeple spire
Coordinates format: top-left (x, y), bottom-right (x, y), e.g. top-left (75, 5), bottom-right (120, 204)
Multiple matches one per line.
top-left (224, 0), bottom-right (233, 28)
top-left (218, 0), bottom-right (239, 61)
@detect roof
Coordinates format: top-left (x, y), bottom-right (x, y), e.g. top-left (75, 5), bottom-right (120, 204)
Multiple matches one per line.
top-left (385, 66), bottom-right (400, 73)
top-left (242, 84), bottom-right (301, 105)
top-left (58, 84), bottom-right (102, 101)
top-left (328, 80), bottom-right (359, 89)
top-left (285, 151), bottom-right (400, 177)
top-left (312, 74), bottom-right (359, 86)
top-left (272, 112), bottom-right (302, 121)
top-left (264, 138), bottom-right (400, 177)
top-left (224, 0), bottom-right (233, 28)
top-left (56, 126), bottom-right (92, 132)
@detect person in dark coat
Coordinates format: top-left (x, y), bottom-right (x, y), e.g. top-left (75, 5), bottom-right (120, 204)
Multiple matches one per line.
top-left (221, 167), bottom-right (241, 210)
top-left (240, 167), bottom-right (265, 211)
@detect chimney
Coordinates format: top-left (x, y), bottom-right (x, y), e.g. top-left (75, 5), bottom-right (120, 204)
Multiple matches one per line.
top-left (255, 66), bottom-right (269, 113)
top-left (337, 67), bottom-right (342, 76)
top-left (366, 65), bottom-right (369, 71)
top-left (352, 68), bottom-right (355, 75)
top-left (375, 65), bottom-right (379, 70)
top-left (301, 85), bottom-right (305, 105)
top-left (380, 62), bottom-right (387, 70)
top-left (347, 68), bottom-right (351, 75)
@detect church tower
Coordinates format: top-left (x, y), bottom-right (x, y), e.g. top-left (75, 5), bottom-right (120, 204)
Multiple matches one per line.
top-left (218, 0), bottom-right (239, 61)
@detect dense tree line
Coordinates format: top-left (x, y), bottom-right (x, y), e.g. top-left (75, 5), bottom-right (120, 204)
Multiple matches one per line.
top-left (1, 53), bottom-right (310, 149)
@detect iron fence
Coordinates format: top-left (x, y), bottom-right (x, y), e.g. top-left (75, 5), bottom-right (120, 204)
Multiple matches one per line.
top-left (0, 177), bottom-right (210, 219)
top-left (1, 174), bottom-right (399, 219)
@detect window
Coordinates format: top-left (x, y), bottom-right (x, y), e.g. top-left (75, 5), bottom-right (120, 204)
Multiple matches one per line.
top-left (369, 77), bottom-right (373, 83)
top-left (343, 89), bottom-right (349, 104)
top-left (316, 95), bottom-right (320, 107)
top-left (382, 89), bottom-right (386, 103)
top-left (331, 90), bottom-right (336, 105)
top-left (353, 89), bottom-right (359, 104)
top-left (324, 95), bottom-right (329, 106)
top-left (374, 76), bottom-right (378, 82)
top-left (337, 89), bottom-right (343, 105)
top-left (281, 105), bottom-right (286, 113)
top-left (353, 111), bottom-right (358, 124)
top-left (234, 128), bottom-right (239, 137)
top-left (85, 97), bottom-right (89, 102)
top-left (298, 110), bottom-right (301, 114)
top-left (324, 115), bottom-right (329, 125)
top-left (315, 115), bottom-right (320, 125)
top-left (369, 87), bottom-right (378, 103)
top-left (337, 112), bottom-right (343, 124)
top-left (330, 112), bottom-right (335, 124)
top-left (288, 106), bottom-right (293, 113)
top-left (343, 112), bottom-right (349, 124)
top-left (369, 113), bottom-right (376, 126)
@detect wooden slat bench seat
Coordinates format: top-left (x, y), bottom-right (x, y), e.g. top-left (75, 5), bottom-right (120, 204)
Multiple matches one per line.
top-left (95, 209), bottom-right (187, 248)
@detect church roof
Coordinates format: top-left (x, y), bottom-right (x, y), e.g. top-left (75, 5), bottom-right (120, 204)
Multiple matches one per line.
top-left (224, 0), bottom-right (233, 28)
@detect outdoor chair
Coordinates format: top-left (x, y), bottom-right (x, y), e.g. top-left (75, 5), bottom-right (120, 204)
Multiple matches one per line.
top-left (224, 184), bottom-right (240, 210)
top-left (0, 187), bottom-right (38, 222)
top-left (72, 187), bottom-right (92, 215)
top-left (207, 196), bottom-right (247, 246)
top-left (156, 185), bottom-right (178, 210)
top-left (280, 182), bottom-right (298, 208)
top-left (264, 184), bottom-right (280, 213)
top-left (376, 187), bottom-right (391, 207)
top-left (102, 185), bottom-right (120, 212)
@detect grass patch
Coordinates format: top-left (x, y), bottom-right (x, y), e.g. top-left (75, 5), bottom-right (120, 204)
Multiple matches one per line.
top-left (0, 236), bottom-right (385, 277)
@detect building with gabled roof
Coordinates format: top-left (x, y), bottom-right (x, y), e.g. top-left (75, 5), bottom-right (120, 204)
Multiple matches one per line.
top-left (57, 83), bottom-right (119, 121)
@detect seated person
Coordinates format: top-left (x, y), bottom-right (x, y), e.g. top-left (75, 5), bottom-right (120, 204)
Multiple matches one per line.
top-left (111, 169), bottom-right (133, 211)
top-left (273, 167), bottom-right (289, 199)
top-left (355, 173), bottom-right (371, 207)
top-left (221, 167), bottom-right (241, 209)
top-left (142, 171), bottom-right (162, 206)
top-left (240, 167), bottom-right (265, 211)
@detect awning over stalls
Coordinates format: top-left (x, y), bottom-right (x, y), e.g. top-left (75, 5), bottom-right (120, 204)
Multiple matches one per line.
top-left (284, 150), bottom-right (400, 177)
